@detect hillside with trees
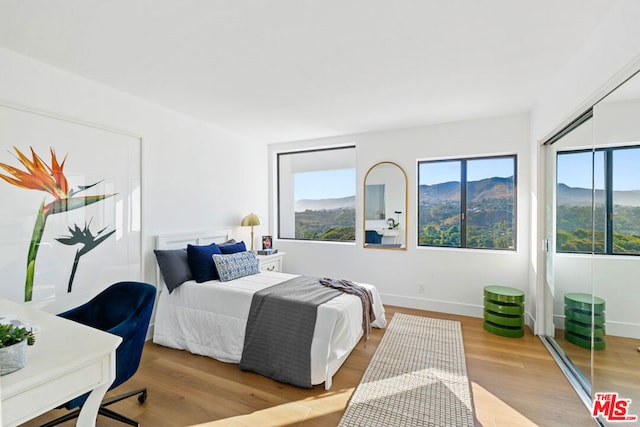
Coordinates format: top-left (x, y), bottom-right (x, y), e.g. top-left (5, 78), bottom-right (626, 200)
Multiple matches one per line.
top-left (294, 208), bottom-right (355, 241)
top-left (556, 183), bottom-right (640, 254)
top-left (418, 177), bottom-right (515, 249)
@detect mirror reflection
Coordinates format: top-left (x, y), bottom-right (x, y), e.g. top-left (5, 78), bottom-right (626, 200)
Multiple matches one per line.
top-left (544, 69), bottom-right (640, 424)
top-left (364, 161), bottom-right (407, 249)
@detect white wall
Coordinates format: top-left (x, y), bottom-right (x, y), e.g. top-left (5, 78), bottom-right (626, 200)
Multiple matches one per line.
top-left (0, 46), bottom-right (268, 311)
top-left (270, 113), bottom-right (531, 321)
top-left (532, 0), bottom-right (640, 141)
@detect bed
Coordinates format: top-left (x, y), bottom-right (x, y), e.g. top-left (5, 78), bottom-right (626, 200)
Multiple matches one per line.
top-left (152, 229), bottom-right (386, 390)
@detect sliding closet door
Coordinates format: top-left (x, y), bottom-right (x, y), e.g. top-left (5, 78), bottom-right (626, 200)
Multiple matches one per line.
top-left (591, 72), bottom-right (640, 425)
top-left (545, 117), bottom-right (595, 398)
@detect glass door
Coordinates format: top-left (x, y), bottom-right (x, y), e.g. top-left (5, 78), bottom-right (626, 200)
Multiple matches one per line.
top-left (543, 70), bottom-right (640, 426)
top-left (544, 117), bottom-right (595, 402)
top-left (591, 72), bottom-right (640, 425)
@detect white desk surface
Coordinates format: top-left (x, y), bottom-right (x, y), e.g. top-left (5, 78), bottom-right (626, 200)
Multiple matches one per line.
top-left (0, 299), bottom-right (122, 427)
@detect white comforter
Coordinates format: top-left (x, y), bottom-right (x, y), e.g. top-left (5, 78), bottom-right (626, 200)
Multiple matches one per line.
top-left (153, 271), bottom-right (386, 389)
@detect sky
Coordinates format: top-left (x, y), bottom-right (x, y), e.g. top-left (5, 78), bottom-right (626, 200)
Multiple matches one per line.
top-left (418, 157), bottom-right (515, 186)
top-left (293, 149), bottom-right (639, 201)
top-left (557, 148), bottom-right (640, 191)
top-left (557, 151), bottom-right (603, 189)
top-left (613, 149), bottom-right (640, 190)
top-left (294, 169), bottom-right (355, 200)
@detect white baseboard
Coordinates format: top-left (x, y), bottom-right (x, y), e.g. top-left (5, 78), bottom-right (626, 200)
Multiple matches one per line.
top-left (381, 293), bottom-right (484, 318)
top-left (553, 314), bottom-right (640, 339)
top-left (382, 293), bottom-right (536, 334)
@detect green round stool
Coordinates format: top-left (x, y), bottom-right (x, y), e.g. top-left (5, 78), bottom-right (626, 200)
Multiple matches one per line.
top-left (564, 292), bottom-right (606, 350)
top-left (483, 285), bottom-right (525, 338)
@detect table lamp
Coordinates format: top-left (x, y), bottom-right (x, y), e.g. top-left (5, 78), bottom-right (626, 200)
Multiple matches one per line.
top-left (241, 213), bottom-right (261, 250)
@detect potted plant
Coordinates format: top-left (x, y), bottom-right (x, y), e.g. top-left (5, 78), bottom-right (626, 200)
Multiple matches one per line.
top-left (0, 323), bottom-right (36, 375)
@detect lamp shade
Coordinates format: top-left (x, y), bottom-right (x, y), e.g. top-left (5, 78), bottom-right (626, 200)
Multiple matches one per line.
top-left (241, 213), bottom-right (261, 251)
top-left (241, 213), bottom-right (261, 227)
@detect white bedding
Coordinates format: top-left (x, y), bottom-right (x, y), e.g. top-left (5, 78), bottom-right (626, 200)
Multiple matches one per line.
top-left (153, 270), bottom-right (386, 389)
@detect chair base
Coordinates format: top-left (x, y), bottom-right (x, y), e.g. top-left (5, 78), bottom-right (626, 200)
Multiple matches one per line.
top-left (41, 387), bottom-right (147, 427)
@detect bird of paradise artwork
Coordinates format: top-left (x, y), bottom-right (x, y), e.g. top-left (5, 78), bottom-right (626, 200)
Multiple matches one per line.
top-left (56, 220), bottom-right (116, 293)
top-left (0, 146), bottom-right (115, 301)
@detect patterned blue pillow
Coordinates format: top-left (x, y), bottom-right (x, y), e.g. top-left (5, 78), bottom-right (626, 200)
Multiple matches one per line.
top-left (212, 251), bottom-right (259, 282)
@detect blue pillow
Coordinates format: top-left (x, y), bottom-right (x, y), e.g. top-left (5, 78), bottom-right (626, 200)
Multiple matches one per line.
top-left (212, 251), bottom-right (260, 282)
top-left (219, 240), bottom-right (247, 254)
top-left (154, 249), bottom-right (193, 293)
top-left (187, 243), bottom-right (222, 282)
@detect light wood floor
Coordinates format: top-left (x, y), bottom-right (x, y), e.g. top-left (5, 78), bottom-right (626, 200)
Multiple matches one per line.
top-left (555, 329), bottom-right (640, 409)
top-left (21, 306), bottom-right (597, 427)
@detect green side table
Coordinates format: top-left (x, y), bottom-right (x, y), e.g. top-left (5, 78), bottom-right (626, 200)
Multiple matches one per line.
top-left (483, 285), bottom-right (525, 338)
top-left (564, 292), bottom-right (606, 350)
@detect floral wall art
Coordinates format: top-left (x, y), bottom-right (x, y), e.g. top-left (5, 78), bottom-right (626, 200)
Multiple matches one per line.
top-left (0, 104), bottom-right (141, 304)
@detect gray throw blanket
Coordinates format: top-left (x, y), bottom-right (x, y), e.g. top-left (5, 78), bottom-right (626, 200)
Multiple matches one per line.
top-left (240, 276), bottom-right (342, 388)
top-left (319, 277), bottom-right (376, 343)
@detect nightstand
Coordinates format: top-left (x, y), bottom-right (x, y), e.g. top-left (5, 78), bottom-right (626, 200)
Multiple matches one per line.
top-left (256, 252), bottom-right (285, 273)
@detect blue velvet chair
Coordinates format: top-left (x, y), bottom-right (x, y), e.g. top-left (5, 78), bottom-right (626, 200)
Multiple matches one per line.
top-left (42, 281), bottom-right (156, 427)
top-left (365, 229), bottom-right (383, 244)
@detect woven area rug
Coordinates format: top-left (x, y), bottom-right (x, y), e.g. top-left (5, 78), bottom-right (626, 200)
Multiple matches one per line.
top-left (338, 313), bottom-right (475, 427)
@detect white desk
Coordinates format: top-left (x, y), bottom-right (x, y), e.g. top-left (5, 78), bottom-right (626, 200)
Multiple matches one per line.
top-left (0, 299), bottom-right (121, 427)
top-left (380, 229), bottom-right (402, 245)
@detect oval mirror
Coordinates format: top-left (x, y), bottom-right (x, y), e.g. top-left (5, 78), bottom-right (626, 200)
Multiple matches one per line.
top-left (363, 161), bottom-right (408, 249)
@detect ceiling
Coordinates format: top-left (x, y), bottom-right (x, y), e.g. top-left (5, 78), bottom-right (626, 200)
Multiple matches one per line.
top-left (0, 1), bottom-right (616, 143)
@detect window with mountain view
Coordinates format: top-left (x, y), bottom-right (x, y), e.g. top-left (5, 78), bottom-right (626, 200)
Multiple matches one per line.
top-left (277, 147), bottom-right (356, 242)
top-left (556, 146), bottom-right (640, 255)
top-left (418, 155), bottom-right (516, 250)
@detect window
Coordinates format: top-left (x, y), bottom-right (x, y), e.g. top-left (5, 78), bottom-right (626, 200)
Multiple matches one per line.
top-left (556, 146), bottom-right (640, 255)
top-left (277, 146), bottom-right (356, 242)
top-left (418, 155), bottom-right (516, 250)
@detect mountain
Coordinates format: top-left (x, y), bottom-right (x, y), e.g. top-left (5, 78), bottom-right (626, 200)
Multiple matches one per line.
top-left (419, 177), bottom-right (514, 204)
top-left (419, 180), bottom-right (460, 203)
top-left (468, 176), bottom-right (514, 200)
top-left (293, 181), bottom-right (640, 213)
top-left (557, 183), bottom-right (640, 207)
top-left (294, 195), bottom-right (355, 212)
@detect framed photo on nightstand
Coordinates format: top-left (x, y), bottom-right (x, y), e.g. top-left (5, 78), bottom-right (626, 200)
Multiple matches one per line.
top-left (261, 235), bottom-right (272, 250)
